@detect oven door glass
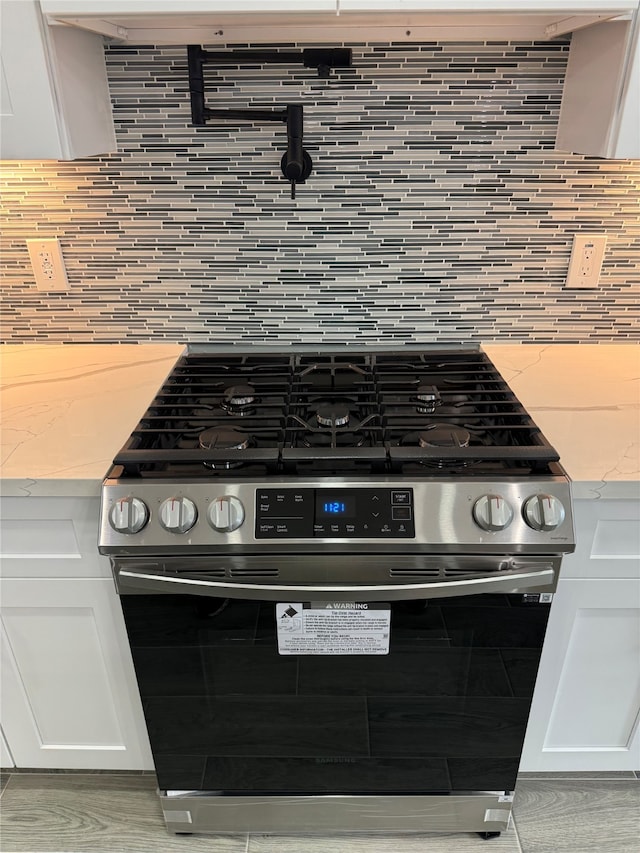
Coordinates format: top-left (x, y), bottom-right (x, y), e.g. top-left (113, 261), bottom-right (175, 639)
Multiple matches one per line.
top-left (121, 593), bottom-right (550, 794)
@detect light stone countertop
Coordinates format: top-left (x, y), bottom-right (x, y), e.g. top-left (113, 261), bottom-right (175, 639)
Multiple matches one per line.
top-left (483, 344), bottom-right (639, 500)
top-left (1, 344), bottom-right (183, 497)
top-left (1, 343), bottom-right (638, 500)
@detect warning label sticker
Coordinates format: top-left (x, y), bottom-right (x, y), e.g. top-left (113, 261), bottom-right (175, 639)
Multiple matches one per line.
top-left (276, 602), bottom-right (391, 656)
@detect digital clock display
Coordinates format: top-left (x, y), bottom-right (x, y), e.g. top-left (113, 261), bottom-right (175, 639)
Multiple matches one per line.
top-left (315, 493), bottom-right (355, 519)
top-left (255, 488), bottom-right (415, 539)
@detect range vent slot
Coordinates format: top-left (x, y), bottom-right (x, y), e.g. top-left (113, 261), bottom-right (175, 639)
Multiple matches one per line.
top-left (389, 568), bottom-right (441, 578)
top-left (228, 567), bottom-right (280, 578)
top-left (178, 569), bottom-right (226, 579)
top-left (444, 566), bottom-right (504, 576)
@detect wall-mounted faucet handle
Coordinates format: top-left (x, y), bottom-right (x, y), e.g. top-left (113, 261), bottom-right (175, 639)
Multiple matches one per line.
top-left (281, 105), bottom-right (312, 198)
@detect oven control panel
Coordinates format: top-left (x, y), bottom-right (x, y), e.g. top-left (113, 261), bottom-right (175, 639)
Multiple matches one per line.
top-left (99, 477), bottom-right (575, 554)
top-left (255, 488), bottom-right (415, 539)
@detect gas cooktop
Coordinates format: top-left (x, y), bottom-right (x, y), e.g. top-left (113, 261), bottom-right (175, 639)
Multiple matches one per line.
top-left (108, 346), bottom-right (563, 480)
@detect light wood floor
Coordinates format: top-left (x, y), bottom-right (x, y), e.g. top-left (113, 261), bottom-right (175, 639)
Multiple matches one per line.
top-left (0, 771), bottom-right (638, 853)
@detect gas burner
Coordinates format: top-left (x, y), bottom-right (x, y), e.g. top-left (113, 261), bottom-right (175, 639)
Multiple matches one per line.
top-left (418, 424), bottom-right (471, 448)
top-left (220, 384), bottom-right (257, 416)
top-left (415, 384), bottom-right (441, 415)
top-left (199, 426), bottom-right (251, 469)
top-left (316, 402), bottom-right (351, 428)
top-left (395, 423), bottom-right (475, 470)
top-left (290, 407), bottom-right (370, 449)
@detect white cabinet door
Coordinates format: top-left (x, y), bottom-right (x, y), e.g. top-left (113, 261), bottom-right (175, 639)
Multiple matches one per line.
top-left (41, 1), bottom-right (339, 45)
top-left (0, 497), bottom-right (110, 579)
top-left (0, 0), bottom-right (116, 159)
top-left (521, 577), bottom-right (640, 772)
top-left (0, 577), bottom-right (153, 770)
top-left (561, 499), bottom-right (640, 580)
top-left (338, 1), bottom-right (634, 9)
top-left (0, 497), bottom-right (111, 578)
top-left (615, 7), bottom-right (640, 157)
top-left (556, 9), bottom-right (640, 158)
top-left (41, 1), bottom-right (336, 13)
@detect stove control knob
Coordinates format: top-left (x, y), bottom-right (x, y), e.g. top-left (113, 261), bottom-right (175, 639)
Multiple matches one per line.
top-left (473, 494), bottom-right (514, 532)
top-left (109, 496), bottom-right (149, 534)
top-left (158, 496), bottom-right (197, 534)
top-left (523, 494), bottom-right (566, 531)
top-left (208, 496), bottom-right (245, 532)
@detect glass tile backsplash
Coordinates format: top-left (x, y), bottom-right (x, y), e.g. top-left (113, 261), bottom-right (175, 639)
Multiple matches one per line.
top-left (1, 41), bottom-right (638, 343)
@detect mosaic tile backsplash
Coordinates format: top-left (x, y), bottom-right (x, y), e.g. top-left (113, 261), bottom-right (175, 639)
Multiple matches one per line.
top-left (1, 40), bottom-right (639, 344)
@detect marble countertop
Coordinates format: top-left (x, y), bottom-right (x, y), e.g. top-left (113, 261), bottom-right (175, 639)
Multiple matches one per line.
top-left (484, 345), bottom-right (639, 499)
top-left (1, 345), bottom-right (182, 497)
top-left (1, 343), bottom-right (638, 500)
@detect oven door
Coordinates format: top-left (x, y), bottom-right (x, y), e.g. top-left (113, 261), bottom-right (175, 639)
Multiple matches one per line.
top-left (115, 555), bottom-right (556, 800)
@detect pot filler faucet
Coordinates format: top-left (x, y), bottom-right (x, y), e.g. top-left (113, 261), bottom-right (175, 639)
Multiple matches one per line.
top-left (281, 105), bottom-right (312, 199)
top-left (186, 46), bottom-right (352, 199)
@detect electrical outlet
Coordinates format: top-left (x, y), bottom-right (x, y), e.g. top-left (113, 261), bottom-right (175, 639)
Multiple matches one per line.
top-left (26, 238), bottom-right (69, 292)
top-left (565, 235), bottom-right (607, 289)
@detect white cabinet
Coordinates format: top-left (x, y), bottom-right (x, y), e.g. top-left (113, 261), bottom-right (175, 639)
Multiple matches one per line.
top-left (339, 0), bottom-right (633, 8)
top-left (0, 497), bottom-right (153, 770)
top-left (41, 0), bottom-right (336, 12)
top-left (0, 0), bottom-right (116, 159)
top-left (556, 8), bottom-right (640, 158)
top-left (521, 497), bottom-right (640, 772)
top-left (41, 0), bottom-right (637, 44)
top-left (43, 0), bottom-right (635, 9)
top-left (1, 578), bottom-right (154, 770)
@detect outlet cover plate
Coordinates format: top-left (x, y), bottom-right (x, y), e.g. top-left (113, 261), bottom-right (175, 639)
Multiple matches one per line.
top-left (565, 234), bottom-right (607, 289)
top-left (26, 238), bottom-right (69, 292)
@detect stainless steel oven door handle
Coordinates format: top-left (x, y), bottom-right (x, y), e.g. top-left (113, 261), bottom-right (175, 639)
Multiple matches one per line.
top-left (116, 566), bottom-right (555, 601)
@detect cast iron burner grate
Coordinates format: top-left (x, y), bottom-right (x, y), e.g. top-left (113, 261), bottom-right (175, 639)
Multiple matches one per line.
top-left (110, 349), bottom-right (561, 478)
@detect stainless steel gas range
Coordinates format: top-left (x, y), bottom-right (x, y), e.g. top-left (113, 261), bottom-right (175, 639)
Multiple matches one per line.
top-left (99, 345), bottom-right (574, 840)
